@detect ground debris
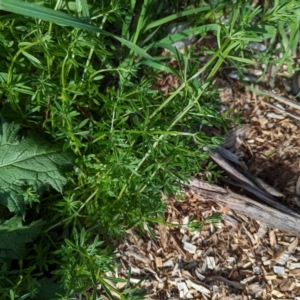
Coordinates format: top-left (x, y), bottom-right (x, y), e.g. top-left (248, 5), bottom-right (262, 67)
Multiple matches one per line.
top-left (98, 26), bottom-right (300, 300)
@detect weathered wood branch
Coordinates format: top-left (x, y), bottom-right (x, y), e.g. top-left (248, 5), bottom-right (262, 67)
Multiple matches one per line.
top-left (187, 179), bottom-right (300, 237)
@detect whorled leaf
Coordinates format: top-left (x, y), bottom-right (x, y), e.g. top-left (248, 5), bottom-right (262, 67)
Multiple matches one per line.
top-left (0, 0), bottom-right (154, 61)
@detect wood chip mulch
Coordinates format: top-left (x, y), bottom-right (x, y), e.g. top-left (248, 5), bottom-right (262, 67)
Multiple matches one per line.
top-left (92, 31), bottom-right (300, 298)
top-left (97, 72), bottom-right (300, 299)
top-left (108, 187), bottom-right (300, 299)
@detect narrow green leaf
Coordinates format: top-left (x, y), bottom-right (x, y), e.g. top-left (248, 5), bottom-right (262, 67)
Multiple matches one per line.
top-left (22, 50), bottom-right (43, 67)
top-left (137, 60), bottom-right (175, 74)
top-left (76, 0), bottom-right (90, 18)
top-left (0, 0), bottom-right (154, 61)
top-left (154, 24), bottom-right (220, 46)
top-left (227, 56), bottom-right (256, 64)
top-left (145, 6), bottom-right (225, 31)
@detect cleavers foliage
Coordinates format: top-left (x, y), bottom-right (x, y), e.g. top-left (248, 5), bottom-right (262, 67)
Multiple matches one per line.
top-left (0, 0), bottom-right (299, 299)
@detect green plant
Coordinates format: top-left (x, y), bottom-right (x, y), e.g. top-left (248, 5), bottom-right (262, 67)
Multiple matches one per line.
top-left (0, 115), bottom-right (72, 299)
top-left (0, 0), bottom-right (299, 299)
top-left (0, 116), bottom-right (72, 216)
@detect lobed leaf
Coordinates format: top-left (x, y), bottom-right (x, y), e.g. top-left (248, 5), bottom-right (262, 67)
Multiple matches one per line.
top-left (0, 116), bottom-right (73, 216)
top-left (0, 216), bottom-right (45, 260)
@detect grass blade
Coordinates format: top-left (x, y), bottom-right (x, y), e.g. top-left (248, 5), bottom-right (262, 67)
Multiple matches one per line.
top-left (153, 24), bottom-right (220, 46)
top-left (145, 5), bottom-right (226, 31)
top-left (0, 0), bottom-right (154, 61)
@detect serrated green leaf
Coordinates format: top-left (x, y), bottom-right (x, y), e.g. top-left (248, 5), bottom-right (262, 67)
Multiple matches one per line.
top-left (33, 277), bottom-right (65, 300)
top-left (0, 216), bottom-right (45, 260)
top-left (0, 116), bottom-right (73, 216)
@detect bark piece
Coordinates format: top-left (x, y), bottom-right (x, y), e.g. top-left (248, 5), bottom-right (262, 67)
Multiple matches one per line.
top-left (204, 147), bottom-right (298, 217)
top-left (187, 179), bottom-right (300, 237)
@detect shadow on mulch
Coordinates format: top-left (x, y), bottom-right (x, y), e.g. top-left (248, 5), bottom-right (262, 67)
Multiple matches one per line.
top-left (249, 158), bottom-right (298, 192)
